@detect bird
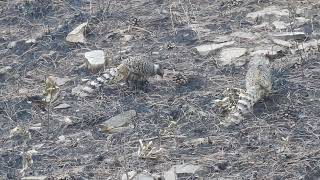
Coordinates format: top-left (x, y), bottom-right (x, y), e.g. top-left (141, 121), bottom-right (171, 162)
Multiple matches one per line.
top-left (221, 54), bottom-right (272, 127)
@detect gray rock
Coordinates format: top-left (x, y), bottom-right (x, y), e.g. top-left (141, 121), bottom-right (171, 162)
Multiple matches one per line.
top-left (272, 38), bottom-right (293, 48)
top-left (246, 6), bottom-right (289, 21)
top-left (219, 47), bottom-right (247, 66)
top-left (231, 31), bottom-right (259, 41)
top-left (7, 41), bottom-right (17, 49)
top-left (163, 164), bottom-right (202, 180)
top-left (272, 32), bottom-right (306, 41)
top-left (100, 110), bottom-right (136, 131)
top-left (272, 21), bottom-right (288, 30)
top-left (0, 66), bottom-right (12, 75)
top-left (194, 41), bottom-right (235, 56)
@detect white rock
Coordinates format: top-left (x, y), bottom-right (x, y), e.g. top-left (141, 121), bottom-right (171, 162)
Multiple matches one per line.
top-left (49, 76), bottom-right (70, 86)
top-left (246, 6), bottom-right (289, 20)
top-left (82, 86), bottom-right (95, 93)
top-left (219, 48), bottom-right (247, 66)
top-left (253, 22), bottom-right (270, 31)
top-left (25, 39), bottom-right (36, 44)
top-left (272, 32), bottom-right (306, 41)
top-left (66, 22), bottom-right (88, 43)
top-left (250, 45), bottom-right (285, 56)
top-left (54, 103), bottom-right (71, 109)
top-left (295, 17), bottom-right (310, 27)
top-left (121, 35), bottom-right (133, 42)
top-left (0, 66), bottom-right (12, 75)
top-left (7, 41), bottom-right (17, 49)
top-left (85, 50), bottom-right (106, 72)
top-left (272, 38), bottom-right (293, 48)
top-left (272, 21), bottom-right (289, 30)
top-left (72, 85), bottom-right (90, 97)
top-left (22, 176), bottom-right (47, 180)
top-left (122, 171), bottom-right (137, 180)
top-left (194, 41), bottom-right (235, 56)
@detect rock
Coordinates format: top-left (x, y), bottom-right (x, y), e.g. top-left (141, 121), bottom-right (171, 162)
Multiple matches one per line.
top-left (246, 6), bottom-right (289, 21)
top-left (84, 50), bottom-right (106, 72)
top-left (291, 39), bottom-right (319, 54)
top-left (49, 76), bottom-right (70, 86)
top-left (231, 31), bottom-right (259, 41)
top-left (213, 35), bottom-right (232, 43)
top-left (99, 110), bottom-right (136, 133)
top-left (250, 45), bottom-right (285, 57)
top-left (272, 32), bottom-right (306, 41)
top-left (66, 22), bottom-right (88, 43)
top-left (21, 176), bottom-right (47, 180)
top-left (71, 85), bottom-right (90, 97)
top-left (121, 35), bottom-right (133, 43)
top-left (0, 66), bottom-right (12, 75)
top-left (272, 39), bottom-right (293, 48)
top-left (163, 164), bottom-right (202, 180)
top-left (219, 47), bottom-right (247, 66)
top-left (54, 103), bottom-right (71, 109)
top-left (253, 22), bottom-right (270, 31)
top-left (121, 171), bottom-right (137, 180)
top-left (7, 41), bottom-right (17, 49)
top-left (25, 38), bottom-right (36, 44)
top-left (296, 17), bottom-right (310, 27)
top-left (194, 41), bottom-right (235, 56)
top-left (272, 21), bottom-right (288, 30)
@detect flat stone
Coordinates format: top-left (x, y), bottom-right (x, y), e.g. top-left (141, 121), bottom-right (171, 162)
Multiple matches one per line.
top-left (194, 41), bottom-right (235, 56)
top-left (21, 176), bottom-right (47, 180)
top-left (49, 76), bottom-right (70, 86)
top-left (100, 110), bottom-right (136, 131)
top-left (231, 31), bottom-right (259, 41)
top-left (272, 32), bottom-right (306, 41)
top-left (219, 47), bottom-right (247, 66)
top-left (272, 38), bottom-right (293, 48)
top-left (54, 103), bottom-right (71, 109)
top-left (71, 85), bottom-right (90, 97)
top-left (85, 50), bottom-right (106, 72)
top-left (246, 6), bottom-right (289, 20)
top-left (163, 164), bottom-right (202, 180)
top-left (66, 22), bottom-right (88, 43)
top-left (250, 45), bottom-right (285, 56)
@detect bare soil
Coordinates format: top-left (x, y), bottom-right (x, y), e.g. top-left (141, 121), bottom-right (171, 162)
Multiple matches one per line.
top-left (1, 0), bottom-right (320, 179)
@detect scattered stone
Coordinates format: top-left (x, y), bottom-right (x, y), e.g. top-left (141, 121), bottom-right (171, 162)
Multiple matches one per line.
top-left (213, 35), bottom-right (232, 43)
top-left (66, 22), bottom-right (88, 43)
top-left (121, 34), bottom-right (133, 43)
top-left (49, 76), bottom-right (70, 86)
top-left (0, 66), bottom-right (12, 75)
top-left (121, 171), bottom-right (137, 180)
top-left (194, 41), bottom-right (235, 56)
top-left (296, 17), bottom-right (310, 27)
top-left (246, 6), bottom-right (289, 21)
top-left (272, 32), bottom-right (306, 41)
top-left (7, 41), bottom-right (17, 49)
top-left (250, 45), bottom-right (285, 57)
top-left (253, 22), bottom-right (270, 31)
top-left (25, 38), bottom-right (37, 44)
top-left (72, 85), bottom-right (90, 97)
top-left (219, 47), bottom-right (247, 66)
top-left (163, 164), bottom-right (202, 180)
top-left (183, 137), bottom-right (210, 147)
top-left (272, 21), bottom-right (288, 30)
top-left (99, 110), bottom-right (136, 134)
top-left (272, 38), bottom-right (293, 48)
top-left (231, 31), bottom-right (259, 41)
top-left (291, 39), bottom-right (319, 54)
top-left (84, 50), bottom-right (106, 72)
top-left (54, 103), bottom-right (71, 109)
top-left (21, 176), bottom-right (47, 180)
top-left (82, 86), bottom-right (95, 93)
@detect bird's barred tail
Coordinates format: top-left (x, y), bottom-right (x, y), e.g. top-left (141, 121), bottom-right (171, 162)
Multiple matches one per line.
top-left (222, 87), bottom-right (261, 126)
top-left (80, 65), bottom-right (127, 94)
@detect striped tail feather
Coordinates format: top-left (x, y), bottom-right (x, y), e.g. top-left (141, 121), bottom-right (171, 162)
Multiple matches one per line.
top-left (221, 87), bottom-right (261, 126)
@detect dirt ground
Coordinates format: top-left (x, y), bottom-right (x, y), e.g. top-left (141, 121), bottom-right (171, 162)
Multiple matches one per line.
top-left (1, 0), bottom-right (320, 179)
